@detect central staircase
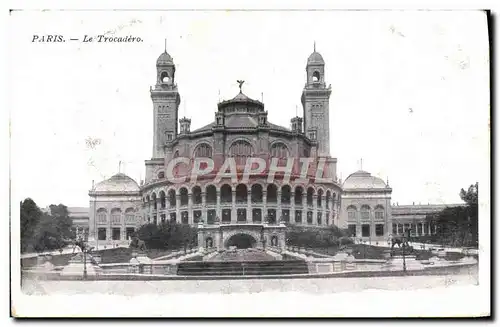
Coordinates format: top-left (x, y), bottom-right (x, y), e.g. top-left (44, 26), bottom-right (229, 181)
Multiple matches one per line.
top-left (177, 259), bottom-right (309, 276)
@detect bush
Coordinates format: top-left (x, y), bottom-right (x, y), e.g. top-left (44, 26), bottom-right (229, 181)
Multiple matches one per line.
top-left (136, 221), bottom-right (198, 250)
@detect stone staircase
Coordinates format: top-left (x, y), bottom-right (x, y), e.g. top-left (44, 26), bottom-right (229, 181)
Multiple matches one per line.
top-left (177, 260), bottom-right (309, 276)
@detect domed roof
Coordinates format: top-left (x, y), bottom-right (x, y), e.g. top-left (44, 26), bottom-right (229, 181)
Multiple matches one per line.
top-left (343, 170), bottom-right (387, 190)
top-left (93, 173), bottom-right (140, 193)
top-left (307, 51), bottom-right (325, 65)
top-left (156, 51), bottom-right (173, 65)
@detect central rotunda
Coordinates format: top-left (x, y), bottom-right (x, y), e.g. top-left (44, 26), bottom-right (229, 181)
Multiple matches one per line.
top-left (137, 46), bottom-right (342, 250)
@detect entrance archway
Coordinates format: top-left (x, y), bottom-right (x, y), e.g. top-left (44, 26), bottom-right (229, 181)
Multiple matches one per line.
top-left (225, 233), bottom-right (257, 249)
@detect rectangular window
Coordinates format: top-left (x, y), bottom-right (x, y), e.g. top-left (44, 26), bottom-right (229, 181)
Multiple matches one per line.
top-left (170, 213), bottom-right (176, 223)
top-left (181, 211), bottom-right (189, 224)
top-left (207, 210), bottom-right (216, 224)
top-left (375, 211), bottom-right (384, 220)
top-left (194, 210), bottom-right (202, 223)
top-left (307, 211), bottom-right (313, 224)
top-left (98, 228), bottom-right (106, 241)
top-left (252, 209), bottom-right (261, 222)
top-left (423, 223), bottom-right (428, 235)
top-left (361, 224), bottom-right (370, 237)
top-left (317, 212), bottom-right (322, 225)
top-left (392, 223), bottom-right (397, 234)
top-left (361, 211), bottom-right (370, 220)
top-left (348, 224), bottom-right (356, 237)
top-left (281, 210), bottom-right (290, 222)
top-left (295, 210), bottom-right (302, 223)
top-left (347, 211), bottom-right (356, 219)
top-left (112, 228), bottom-right (121, 240)
top-left (397, 224), bottom-right (403, 235)
top-left (375, 224), bottom-right (384, 236)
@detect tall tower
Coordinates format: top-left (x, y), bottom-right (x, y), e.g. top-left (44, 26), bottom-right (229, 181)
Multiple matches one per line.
top-left (150, 47), bottom-right (181, 158)
top-left (301, 44), bottom-right (332, 157)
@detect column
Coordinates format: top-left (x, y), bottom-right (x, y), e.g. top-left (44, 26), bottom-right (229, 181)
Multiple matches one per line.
top-left (176, 194), bottom-right (181, 222)
top-left (321, 195), bottom-right (326, 225)
top-left (290, 192), bottom-right (295, 224)
top-left (247, 190), bottom-right (252, 223)
top-left (302, 193), bottom-right (307, 225)
top-left (313, 195), bottom-right (318, 225)
top-left (231, 190), bottom-right (237, 223)
top-left (188, 192), bottom-right (193, 225)
top-left (434, 224), bottom-right (437, 235)
top-left (201, 192), bottom-right (207, 222)
top-left (277, 190), bottom-right (282, 223)
top-left (216, 190), bottom-right (221, 221)
top-left (263, 191), bottom-right (267, 222)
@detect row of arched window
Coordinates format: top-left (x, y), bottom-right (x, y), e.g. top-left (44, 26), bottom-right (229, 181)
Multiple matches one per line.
top-left (144, 184), bottom-right (339, 210)
top-left (170, 141), bottom-right (293, 160)
top-left (346, 205), bottom-right (385, 220)
top-left (96, 208), bottom-right (136, 224)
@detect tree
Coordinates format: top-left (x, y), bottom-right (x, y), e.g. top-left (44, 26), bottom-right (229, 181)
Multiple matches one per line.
top-left (20, 198), bottom-right (42, 253)
top-left (426, 182), bottom-right (479, 247)
top-left (20, 200), bottom-right (74, 253)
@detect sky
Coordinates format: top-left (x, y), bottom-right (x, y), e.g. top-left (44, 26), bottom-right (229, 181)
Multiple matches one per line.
top-left (8, 10), bottom-right (490, 208)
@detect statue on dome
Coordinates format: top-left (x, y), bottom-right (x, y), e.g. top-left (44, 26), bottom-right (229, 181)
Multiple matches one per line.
top-left (237, 80), bottom-right (245, 92)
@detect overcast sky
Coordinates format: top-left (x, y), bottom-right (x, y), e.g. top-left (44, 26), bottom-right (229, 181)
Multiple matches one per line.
top-left (9, 10), bottom-right (489, 208)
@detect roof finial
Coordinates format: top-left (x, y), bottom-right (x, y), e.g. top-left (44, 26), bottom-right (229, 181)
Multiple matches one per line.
top-left (360, 158), bottom-right (363, 170)
top-left (164, 38), bottom-right (167, 52)
top-left (261, 92), bottom-right (264, 102)
top-left (387, 176), bottom-right (390, 186)
top-left (314, 40), bottom-right (316, 52)
top-left (295, 105), bottom-right (298, 117)
top-left (118, 160), bottom-right (122, 173)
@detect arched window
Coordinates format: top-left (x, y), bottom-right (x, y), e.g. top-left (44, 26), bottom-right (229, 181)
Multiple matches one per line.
top-left (111, 208), bottom-right (122, 225)
top-left (221, 184), bottom-right (232, 203)
top-left (159, 191), bottom-right (166, 209)
top-left (206, 185), bottom-right (217, 204)
top-left (161, 71), bottom-right (170, 83)
top-left (179, 188), bottom-right (189, 206)
top-left (317, 189), bottom-right (323, 207)
top-left (281, 185), bottom-right (291, 204)
top-left (168, 189), bottom-right (176, 208)
top-left (97, 208), bottom-right (107, 223)
top-left (270, 143), bottom-right (289, 158)
top-left (125, 208), bottom-right (135, 224)
top-left (294, 186), bottom-right (304, 205)
top-left (326, 191), bottom-right (331, 209)
top-left (194, 143), bottom-right (213, 158)
top-left (236, 184), bottom-right (248, 203)
top-left (375, 205), bottom-right (385, 220)
top-left (173, 150), bottom-right (179, 158)
top-left (157, 171), bottom-right (165, 179)
top-left (361, 205), bottom-right (371, 220)
top-left (251, 184), bottom-right (263, 203)
top-left (312, 71), bottom-right (320, 82)
top-left (267, 184), bottom-right (278, 203)
top-left (229, 140), bottom-right (253, 166)
top-left (347, 205), bottom-right (357, 220)
top-left (307, 187), bottom-right (314, 207)
top-left (151, 193), bottom-right (157, 210)
top-left (192, 186), bottom-right (202, 205)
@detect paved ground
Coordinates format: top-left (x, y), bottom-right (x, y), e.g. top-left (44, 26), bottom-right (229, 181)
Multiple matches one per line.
top-left (22, 267), bottom-right (478, 296)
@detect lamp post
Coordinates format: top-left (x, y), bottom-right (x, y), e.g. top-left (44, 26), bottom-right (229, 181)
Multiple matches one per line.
top-left (83, 246), bottom-right (88, 280)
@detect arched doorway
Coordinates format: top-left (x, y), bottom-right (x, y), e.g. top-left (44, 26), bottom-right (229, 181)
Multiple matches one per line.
top-left (225, 233), bottom-right (257, 249)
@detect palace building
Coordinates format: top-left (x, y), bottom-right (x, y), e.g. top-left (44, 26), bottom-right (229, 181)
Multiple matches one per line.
top-left (75, 46), bottom-right (459, 249)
